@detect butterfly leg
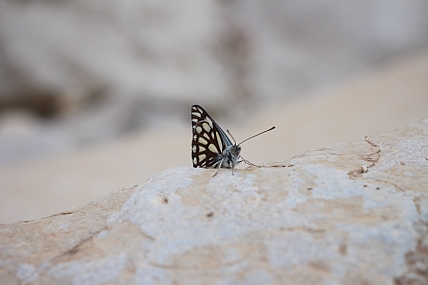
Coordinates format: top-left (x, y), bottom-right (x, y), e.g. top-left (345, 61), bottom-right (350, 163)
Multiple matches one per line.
top-left (213, 159), bottom-right (224, 177)
top-left (240, 156), bottom-right (261, 168)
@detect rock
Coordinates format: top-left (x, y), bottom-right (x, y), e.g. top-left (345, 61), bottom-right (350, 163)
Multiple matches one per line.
top-left (1, 119), bottom-right (427, 284)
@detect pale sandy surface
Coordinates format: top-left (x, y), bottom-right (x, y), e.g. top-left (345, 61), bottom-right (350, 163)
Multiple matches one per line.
top-left (1, 50), bottom-right (428, 224)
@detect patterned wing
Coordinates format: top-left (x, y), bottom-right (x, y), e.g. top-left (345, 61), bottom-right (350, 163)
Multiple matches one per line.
top-left (191, 105), bottom-right (232, 168)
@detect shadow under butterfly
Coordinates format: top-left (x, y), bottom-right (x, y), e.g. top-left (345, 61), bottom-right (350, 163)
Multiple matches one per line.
top-left (191, 105), bottom-right (275, 176)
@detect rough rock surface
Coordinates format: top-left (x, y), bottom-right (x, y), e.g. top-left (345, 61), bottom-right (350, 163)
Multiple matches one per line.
top-left (1, 119), bottom-right (428, 285)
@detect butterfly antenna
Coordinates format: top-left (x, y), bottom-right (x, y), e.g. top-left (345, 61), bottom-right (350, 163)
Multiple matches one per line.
top-left (226, 129), bottom-right (237, 145)
top-left (238, 126), bottom-right (275, 146)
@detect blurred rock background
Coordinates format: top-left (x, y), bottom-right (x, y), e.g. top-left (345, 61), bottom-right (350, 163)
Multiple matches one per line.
top-left (1, 1), bottom-right (428, 223)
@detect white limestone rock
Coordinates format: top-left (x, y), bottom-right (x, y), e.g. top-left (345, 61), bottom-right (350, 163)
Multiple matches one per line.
top-left (1, 119), bottom-right (427, 285)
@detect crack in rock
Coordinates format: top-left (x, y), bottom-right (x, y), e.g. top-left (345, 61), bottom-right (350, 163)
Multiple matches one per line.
top-left (362, 136), bottom-right (381, 167)
top-left (348, 136), bottom-right (381, 178)
top-left (53, 227), bottom-right (108, 261)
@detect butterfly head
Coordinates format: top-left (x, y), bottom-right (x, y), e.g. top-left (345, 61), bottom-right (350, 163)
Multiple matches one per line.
top-left (229, 145), bottom-right (241, 157)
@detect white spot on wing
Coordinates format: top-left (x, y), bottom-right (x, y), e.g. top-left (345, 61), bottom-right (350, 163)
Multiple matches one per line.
top-left (193, 157), bottom-right (197, 165)
top-left (217, 134), bottom-right (223, 150)
top-left (205, 117), bottom-right (213, 126)
top-left (192, 145), bottom-right (196, 153)
top-left (203, 133), bottom-right (210, 140)
top-left (202, 123), bottom-right (210, 132)
top-left (192, 112), bottom-right (201, 118)
top-left (199, 154), bottom-right (206, 161)
top-left (196, 126), bottom-right (202, 133)
top-left (199, 146), bottom-right (206, 151)
top-left (208, 144), bottom-right (218, 153)
top-left (198, 137), bottom-right (207, 145)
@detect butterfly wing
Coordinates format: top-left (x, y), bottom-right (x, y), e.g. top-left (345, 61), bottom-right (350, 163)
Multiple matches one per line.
top-left (191, 105), bottom-right (232, 168)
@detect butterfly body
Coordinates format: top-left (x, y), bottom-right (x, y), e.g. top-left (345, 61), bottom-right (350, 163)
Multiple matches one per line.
top-left (191, 104), bottom-right (274, 176)
top-left (221, 145), bottom-right (241, 169)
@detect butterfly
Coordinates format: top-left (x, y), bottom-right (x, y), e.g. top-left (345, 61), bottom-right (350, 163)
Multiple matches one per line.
top-left (191, 105), bottom-right (275, 176)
